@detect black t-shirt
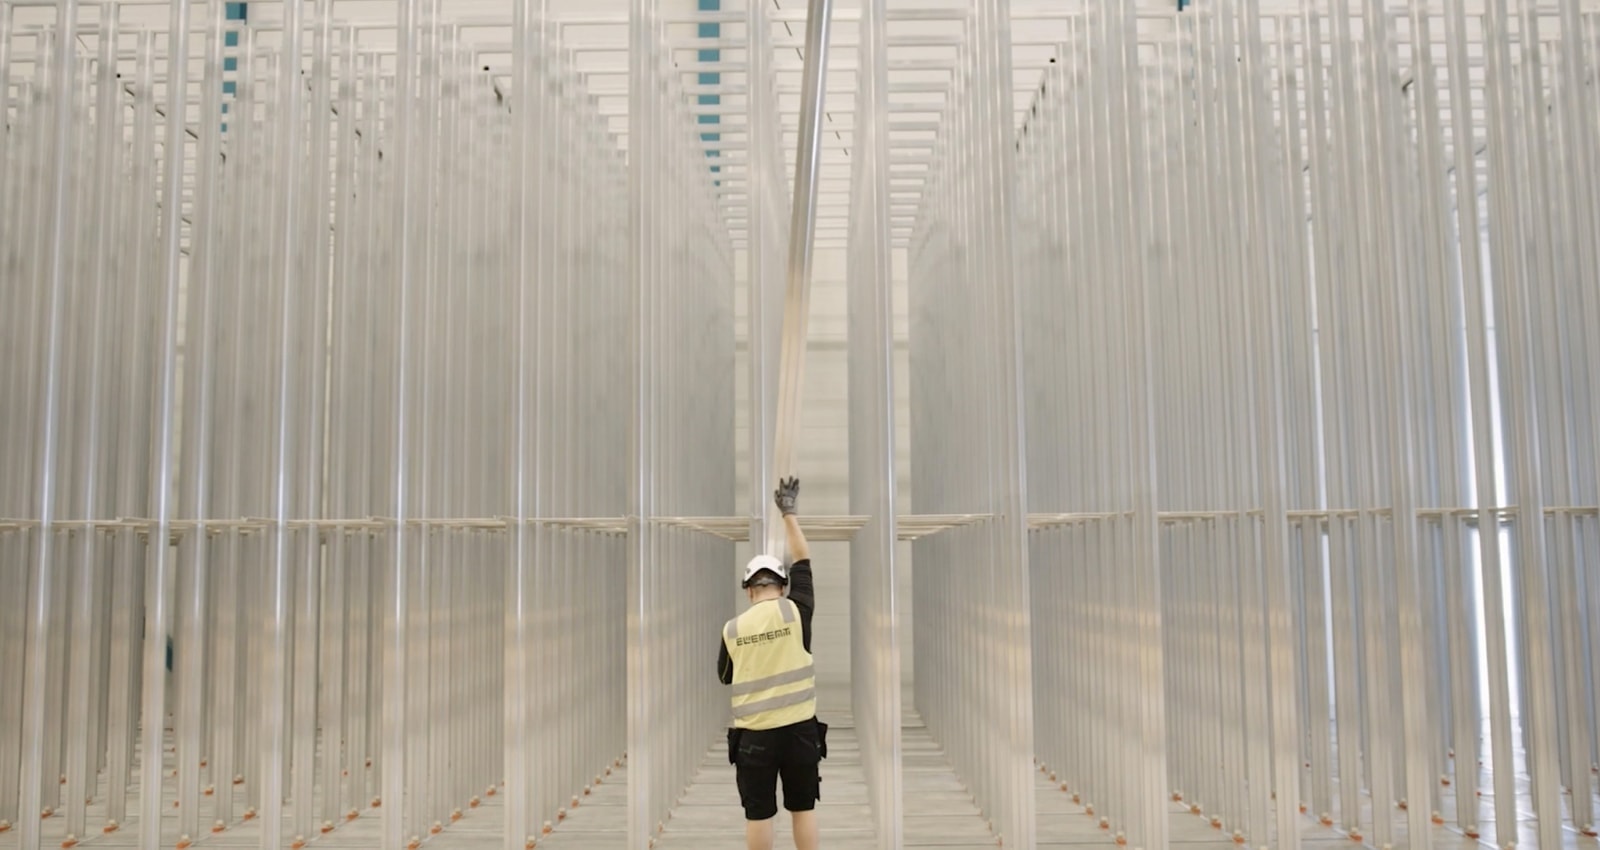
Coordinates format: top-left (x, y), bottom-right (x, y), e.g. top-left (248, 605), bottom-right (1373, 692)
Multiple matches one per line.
top-left (717, 559), bottom-right (814, 685)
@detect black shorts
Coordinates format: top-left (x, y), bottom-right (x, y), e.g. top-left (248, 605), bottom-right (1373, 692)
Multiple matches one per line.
top-left (732, 719), bottom-right (821, 821)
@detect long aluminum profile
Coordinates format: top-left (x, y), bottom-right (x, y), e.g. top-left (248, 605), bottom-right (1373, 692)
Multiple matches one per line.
top-left (747, 0), bottom-right (776, 561)
top-left (766, 0), bottom-right (833, 557)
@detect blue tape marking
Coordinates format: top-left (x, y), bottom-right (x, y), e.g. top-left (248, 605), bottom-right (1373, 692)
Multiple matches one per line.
top-left (222, 3), bottom-right (245, 131)
top-left (699, 0), bottom-right (720, 181)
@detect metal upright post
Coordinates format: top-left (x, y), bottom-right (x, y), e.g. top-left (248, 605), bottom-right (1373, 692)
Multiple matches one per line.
top-left (1353, 0), bottom-right (1438, 842)
top-left (975, 0), bottom-right (1036, 844)
top-left (386, 0), bottom-right (422, 838)
top-left (320, 27), bottom-right (360, 828)
top-left (17, 2), bottom-right (79, 844)
top-left (1482, 0), bottom-right (1563, 843)
top-left (260, 0), bottom-right (306, 840)
top-left (506, 0), bottom-right (544, 842)
top-left (1110, 4), bottom-right (1167, 844)
top-left (1234, 2), bottom-right (1306, 845)
top-left (848, 0), bottom-right (902, 841)
top-left (1274, 16), bottom-right (1335, 823)
top-left (1405, 2), bottom-right (1482, 830)
top-left (62, 4), bottom-right (121, 839)
top-left (288, 0), bottom-right (336, 833)
top-left (174, 0), bottom-right (226, 839)
top-left (627, 0), bottom-right (660, 844)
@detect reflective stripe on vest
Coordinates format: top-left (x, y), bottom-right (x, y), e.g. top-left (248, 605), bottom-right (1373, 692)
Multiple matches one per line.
top-left (723, 597), bottom-right (816, 730)
top-left (730, 663), bottom-right (815, 697)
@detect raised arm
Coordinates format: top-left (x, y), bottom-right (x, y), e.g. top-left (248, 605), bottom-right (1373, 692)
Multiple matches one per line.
top-left (774, 476), bottom-right (814, 650)
top-left (774, 476), bottom-right (810, 562)
top-left (782, 514), bottom-right (810, 563)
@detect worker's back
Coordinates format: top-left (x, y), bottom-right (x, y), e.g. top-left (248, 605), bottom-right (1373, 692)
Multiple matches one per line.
top-left (724, 598), bottom-right (816, 731)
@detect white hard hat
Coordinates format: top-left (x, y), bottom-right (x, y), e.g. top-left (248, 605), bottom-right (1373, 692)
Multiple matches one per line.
top-left (742, 554), bottom-right (788, 588)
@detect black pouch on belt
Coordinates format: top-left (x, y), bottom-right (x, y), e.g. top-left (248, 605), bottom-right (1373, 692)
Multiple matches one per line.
top-left (815, 719), bottom-right (829, 760)
top-left (726, 727), bottom-right (742, 765)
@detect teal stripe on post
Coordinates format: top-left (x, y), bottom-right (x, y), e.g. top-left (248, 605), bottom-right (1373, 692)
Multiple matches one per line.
top-left (698, 0), bottom-right (720, 179)
top-left (221, 2), bottom-right (245, 130)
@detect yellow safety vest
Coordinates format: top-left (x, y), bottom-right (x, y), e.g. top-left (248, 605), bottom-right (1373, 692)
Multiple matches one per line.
top-left (723, 598), bottom-right (816, 730)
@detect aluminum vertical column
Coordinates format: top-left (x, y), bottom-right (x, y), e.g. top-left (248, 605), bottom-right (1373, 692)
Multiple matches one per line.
top-left (908, 6), bottom-right (1036, 845)
top-left (628, 2), bottom-right (737, 846)
top-left (847, 0), bottom-right (903, 843)
top-left (16, 0), bottom-right (79, 845)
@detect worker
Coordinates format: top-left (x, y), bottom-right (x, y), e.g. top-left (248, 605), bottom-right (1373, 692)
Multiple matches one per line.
top-left (718, 476), bottom-right (825, 850)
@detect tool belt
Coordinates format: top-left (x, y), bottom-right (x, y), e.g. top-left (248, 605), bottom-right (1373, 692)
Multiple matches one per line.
top-left (727, 718), bottom-right (828, 765)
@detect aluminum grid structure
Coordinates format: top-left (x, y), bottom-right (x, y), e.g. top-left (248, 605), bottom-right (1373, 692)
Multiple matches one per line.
top-left (6, 0), bottom-right (1600, 849)
top-left (1003, 2), bottom-right (1600, 850)
top-left (907, 3), bottom-right (1040, 847)
top-left (625, 2), bottom-right (739, 848)
top-left (0, 1), bottom-right (730, 848)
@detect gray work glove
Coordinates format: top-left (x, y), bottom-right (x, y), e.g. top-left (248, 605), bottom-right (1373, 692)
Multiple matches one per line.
top-left (774, 477), bottom-right (800, 517)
